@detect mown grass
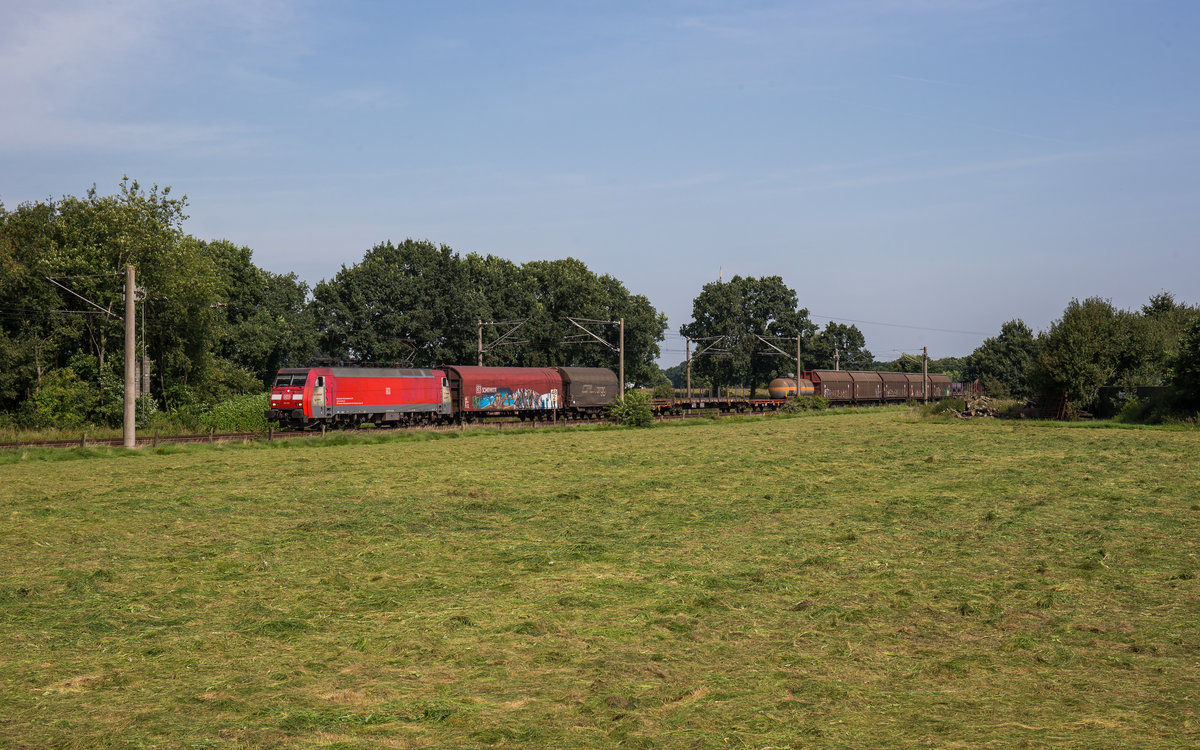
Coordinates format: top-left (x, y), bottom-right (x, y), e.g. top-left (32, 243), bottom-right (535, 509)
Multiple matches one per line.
top-left (1, 410), bottom-right (1198, 748)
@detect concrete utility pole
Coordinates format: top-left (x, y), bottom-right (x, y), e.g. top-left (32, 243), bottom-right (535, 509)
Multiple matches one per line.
top-left (619, 317), bottom-right (625, 398)
top-left (922, 345), bottom-right (929, 404)
top-left (796, 336), bottom-right (803, 388)
top-left (834, 348), bottom-right (840, 371)
top-left (478, 319), bottom-right (483, 366)
top-left (124, 265), bottom-right (136, 448)
top-left (685, 337), bottom-right (691, 399)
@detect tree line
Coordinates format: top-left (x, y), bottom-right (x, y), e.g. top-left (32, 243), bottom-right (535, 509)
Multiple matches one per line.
top-left (0, 181), bottom-right (668, 428)
top-left (962, 295), bottom-right (1200, 416)
top-left (2, 180), bottom-right (1197, 428)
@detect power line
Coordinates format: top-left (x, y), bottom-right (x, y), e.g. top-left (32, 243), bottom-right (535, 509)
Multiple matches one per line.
top-left (46, 273), bottom-right (123, 279)
top-left (808, 313), bottom-right (989, 337)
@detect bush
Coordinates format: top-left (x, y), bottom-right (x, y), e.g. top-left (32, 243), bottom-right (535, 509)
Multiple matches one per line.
top-left (608, 391), bottom-right (654, 428)
top-left (781, 395), bottom-right (828, 413)
top-left (198, 393), bottom-right (270, 432)
top-left (917, 398), bottom-right (966, 418)
top-left (24, 368), bottom-right (93, 428)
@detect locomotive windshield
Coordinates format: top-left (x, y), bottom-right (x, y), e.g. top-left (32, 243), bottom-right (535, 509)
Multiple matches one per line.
top-left (274, 373), bottom-right (308, 388)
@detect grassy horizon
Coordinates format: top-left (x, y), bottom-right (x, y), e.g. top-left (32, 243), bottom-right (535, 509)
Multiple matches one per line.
top-left (2, 410), bottom-right (1198, 747)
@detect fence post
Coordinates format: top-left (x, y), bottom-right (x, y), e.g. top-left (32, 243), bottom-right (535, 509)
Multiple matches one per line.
top-left (80, 432), bottom-right (86, 449)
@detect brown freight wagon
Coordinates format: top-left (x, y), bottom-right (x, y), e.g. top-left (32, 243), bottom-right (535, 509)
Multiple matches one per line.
top-left (809, 370), bottom-right (854, 402)
top-left (879, 372), bottom-right (910, 402)
top-left (928, 374), bottom-right (952, 399)
top-left (903, 373), bottom-right (928, 400)
top-left (848, 371), bottom-right (883, 402)
top-left (557, 367), bottom-right (619, 409)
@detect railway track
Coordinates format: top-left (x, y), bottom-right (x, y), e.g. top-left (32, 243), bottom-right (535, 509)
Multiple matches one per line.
top-left (0, 414), bottom-right (660, 451)
top-left (0, 410), bottom-right (731, 451)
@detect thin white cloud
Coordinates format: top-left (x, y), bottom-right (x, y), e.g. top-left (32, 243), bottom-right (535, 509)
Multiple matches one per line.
top-left (0, 0), bottom-right (304, 155)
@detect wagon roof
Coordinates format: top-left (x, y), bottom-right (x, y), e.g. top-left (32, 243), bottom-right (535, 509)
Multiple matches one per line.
top-left (811, 369), bottom-right (853, 383)
top-left (847, 371), bottom-right (882, 382)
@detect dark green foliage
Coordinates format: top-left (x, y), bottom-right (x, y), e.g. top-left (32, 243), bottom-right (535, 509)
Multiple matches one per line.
top-left (198, 393), bottom-right (270, 433)
top-left (312, 240), bottom-right (485, 367)
top-left (781, 395), bottom-right (828, 413)
top-left (2, 183), bottom-right (670, 429)
top-left (1029, 298), bottom-right (1126, 410)
top-left (808, 321), bottom-right (873, 371)
top-left (1170, 318), bottom-right (1200, 412)
top-left (965, 319), bottom-right (1038, 398)
top-left (0, 180), bottom-right (294, 426)
top-left (1030, 296), bottom-right (1199, 412)
top-left (679, 276), bottom-right (816, 397)
top-left (209, 240), bottom-right (317, 388)
top-left (312, 244), bottom-right (667, 385)
top-left (607, 390), bottom-right (654, 427)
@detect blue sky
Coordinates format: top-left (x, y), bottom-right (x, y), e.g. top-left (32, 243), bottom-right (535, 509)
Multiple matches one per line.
top-left (3, 0), bottom-right (1198, 366)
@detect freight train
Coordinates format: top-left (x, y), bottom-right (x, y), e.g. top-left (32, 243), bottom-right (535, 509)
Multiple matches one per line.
top-left (266, 365), bottom-right (618, 429)
top-left (267, 364), bottom-right (953, 429)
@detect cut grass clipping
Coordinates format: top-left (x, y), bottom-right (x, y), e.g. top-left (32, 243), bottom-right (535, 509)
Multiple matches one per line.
top-left (1, 410), bottom-right (1198, 747)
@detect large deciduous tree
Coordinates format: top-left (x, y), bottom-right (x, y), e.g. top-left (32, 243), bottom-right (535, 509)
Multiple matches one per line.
top-left (0, 179), bottom-right (319, 424)
top-left (311, 243), bottom-right (667, 385)
top-left (209, 239), bottom-right (318, 389)
top-left (311, 240), bottom-right (486, 366)
top-left (679, 276), bottom-right (816, 396)
top-left (964, 319), bottom-right (1038, 398)
top-left (808, 322), bottom-right (872, 371)
top-left (0, 179), bottom-right (227, 419)
top-left (1029, 298), bottom-right (1130, 410)
top-left (1030, 295), bottom-right (1199, 411)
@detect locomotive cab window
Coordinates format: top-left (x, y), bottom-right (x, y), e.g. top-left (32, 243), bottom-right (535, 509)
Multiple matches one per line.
top-left (315, 376), bottom-right (324, 388)
top-left (274, 373), bottom-right (308, 387)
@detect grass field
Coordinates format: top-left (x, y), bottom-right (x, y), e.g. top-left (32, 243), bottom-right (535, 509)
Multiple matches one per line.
top-left (1, 410), bottom-right (1198, 748)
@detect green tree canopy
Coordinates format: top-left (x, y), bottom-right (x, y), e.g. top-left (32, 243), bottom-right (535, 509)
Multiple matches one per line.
top-left (1029, 298), bottom-right (1131, 410)
top-left (1030, 295), bottom-right (1199, 411)
top-left (808, 322), bottom-right (872, 371)
top-left (311, 243), bottom-right (667, 385)
top-left (964, 319), bottom-right (1038, 398)
top-left (0, 179), bottom-right (317, 424)
top-left (1171, 317), bottom-right (1200, 412)
top-left (679, 276), bottom-right (816, 396)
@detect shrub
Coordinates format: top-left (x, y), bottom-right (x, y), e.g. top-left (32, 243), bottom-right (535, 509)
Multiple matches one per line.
top-left (608, 391), bottom-right (654, 427)
top-left (24, 368), bottom-right (94, 428)
top-left (917, 398), bottom-right (966, 418)
top-left (781, 395), bottom-right (828, 413)
top-left (198, 393), bottom-right (270, 432)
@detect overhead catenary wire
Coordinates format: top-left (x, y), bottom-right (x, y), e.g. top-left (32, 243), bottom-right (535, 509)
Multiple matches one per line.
top-left (807, 313), bottom-right (989, 337)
